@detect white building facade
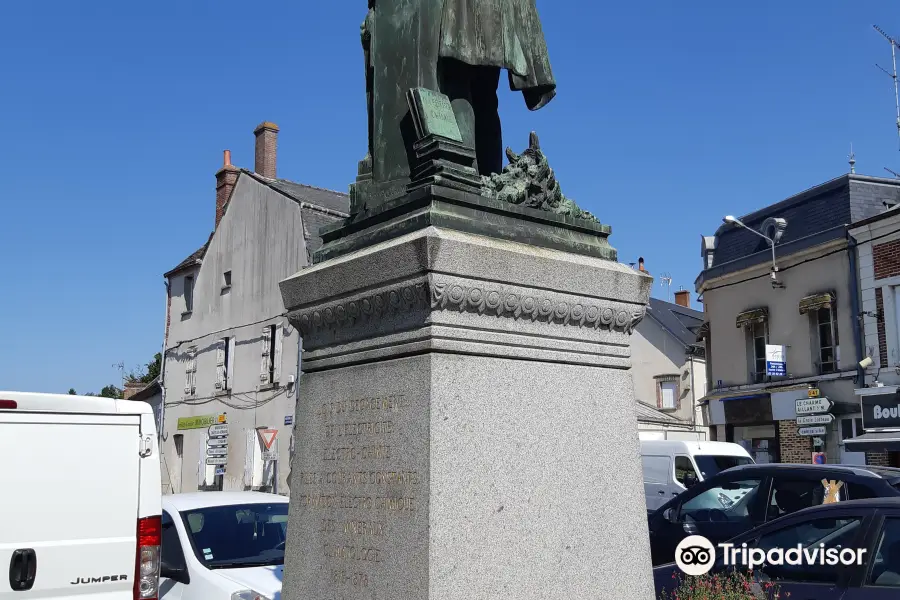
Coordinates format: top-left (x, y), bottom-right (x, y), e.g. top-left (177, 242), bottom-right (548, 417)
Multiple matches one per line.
top-left (158, 122), bottom-right (348, 495)
top-left (631, 288), bottom-right (709, 441)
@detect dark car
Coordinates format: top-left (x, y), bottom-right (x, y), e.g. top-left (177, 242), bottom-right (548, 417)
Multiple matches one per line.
top-left (654, 497), bottom-right (900, 599)
top-left (648, 463), bottom-right (900, 566)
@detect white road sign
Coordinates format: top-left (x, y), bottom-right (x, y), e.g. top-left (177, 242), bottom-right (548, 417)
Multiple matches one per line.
top-left (208, 424), bottom-right (229, 437)
top-left (206, 457), bottom-right (227, 465)
top-left (207, 438), bottom-right (228, 447)
top-left (798, 426), bottom-right (828, 436)
top-left (795, 397), bottom-right (833, 415)
top-left (206, 447), bottom-right (228, 456)
top-left (796, 414), bottom-right (834, 426)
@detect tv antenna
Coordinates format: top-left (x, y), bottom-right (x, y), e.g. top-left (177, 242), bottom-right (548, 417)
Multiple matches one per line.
top-left (112, 361), bottom-right (125, 387)
top-left (659, 272), bottom-right (673, 301)
top-left (886, 167), bottom-right (900, 178)
top-left (874, 24), bottom-right (900, 150)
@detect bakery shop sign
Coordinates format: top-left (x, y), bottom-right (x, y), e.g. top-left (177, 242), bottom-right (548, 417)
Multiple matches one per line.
top-left (862, 392), bottom-right (900, 431)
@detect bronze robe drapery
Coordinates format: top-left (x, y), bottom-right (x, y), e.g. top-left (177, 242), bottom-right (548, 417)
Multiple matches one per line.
top-left (438, 0), bottom-right (556, 110)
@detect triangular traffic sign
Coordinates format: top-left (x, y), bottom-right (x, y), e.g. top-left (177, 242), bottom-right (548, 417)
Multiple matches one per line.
top-left (261, 429), bottom-right (278, 450)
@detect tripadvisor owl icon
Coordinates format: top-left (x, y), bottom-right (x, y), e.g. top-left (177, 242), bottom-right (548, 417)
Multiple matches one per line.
top-left (674, 536), bottom-right (716, 576)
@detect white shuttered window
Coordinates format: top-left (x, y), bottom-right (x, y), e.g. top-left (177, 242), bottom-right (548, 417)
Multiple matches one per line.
top-left (260, 327), bottom-right (272, 382)
top-left (274, 325), bottom-right (283, 384)
top-left (184, 347), bottom-right (197, 396)
top-left (215, 340), bottom-right (226, 390)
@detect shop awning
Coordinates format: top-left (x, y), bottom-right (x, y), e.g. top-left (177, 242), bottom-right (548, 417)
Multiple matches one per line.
top-left (736, 307), bottom-right (768, 328)
top-left (843, 432), bottom-right (900, 453)
top-left (799, 291), bottom-right (836, 315)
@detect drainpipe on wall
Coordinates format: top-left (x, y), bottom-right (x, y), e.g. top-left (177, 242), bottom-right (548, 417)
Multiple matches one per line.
top-left (847, 232), bottom-right (866, 386)
top-left (689, 354), bottom-right (697, 433)
top-left (159, 278), bottom-right (170, 444)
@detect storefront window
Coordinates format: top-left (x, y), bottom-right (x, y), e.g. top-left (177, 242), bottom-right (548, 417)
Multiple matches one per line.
top-left (739, 438), bottom-right (778, 463)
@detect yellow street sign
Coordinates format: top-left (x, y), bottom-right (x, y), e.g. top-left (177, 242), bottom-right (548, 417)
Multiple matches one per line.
top-left (808, 388), bottom-right (821, 398)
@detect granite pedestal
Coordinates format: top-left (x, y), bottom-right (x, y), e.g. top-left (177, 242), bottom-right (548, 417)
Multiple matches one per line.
top-left (279, 223), bottom-right (655, 600)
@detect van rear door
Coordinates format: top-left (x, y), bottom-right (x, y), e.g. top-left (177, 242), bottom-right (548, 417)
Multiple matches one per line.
top-left (642, 455), bottom-right (672, 511)
top-left (0, 407), bottom-right (142, 600)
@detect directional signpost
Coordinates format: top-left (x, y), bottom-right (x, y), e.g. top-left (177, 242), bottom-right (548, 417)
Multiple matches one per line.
top-left (208, 424), bottom-right (229, 438)
top-left (795, 397), bottom-right (834, 415)
top-left (796, 390), bottom-right (834, 463)
top-left (207, 423), bottom-right (229, 468)
top-left (796, 414), bottom-right (835, 426)
top-left (798, 426), bottom-right (828, 436)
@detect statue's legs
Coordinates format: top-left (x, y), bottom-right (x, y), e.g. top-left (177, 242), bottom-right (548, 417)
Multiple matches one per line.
top-left (438, 58), bottom-right (502, 177)
top-left (471, 66), bottom-right (502, 176)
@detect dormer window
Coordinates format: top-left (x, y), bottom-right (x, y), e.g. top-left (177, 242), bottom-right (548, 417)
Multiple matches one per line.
top-left (700, 236), bottom-right (717, 271)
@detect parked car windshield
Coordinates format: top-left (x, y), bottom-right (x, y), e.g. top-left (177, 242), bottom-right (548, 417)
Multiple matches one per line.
top-left (180, 502), bottom-right (289, 568)
top-left (694, 455), bottom-right (753, 479)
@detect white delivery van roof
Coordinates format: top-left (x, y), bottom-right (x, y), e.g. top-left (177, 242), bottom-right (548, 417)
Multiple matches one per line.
top-left (640, 439), bottom-right (750, 457)
top-left (0, 391), bottom-right (154, 415)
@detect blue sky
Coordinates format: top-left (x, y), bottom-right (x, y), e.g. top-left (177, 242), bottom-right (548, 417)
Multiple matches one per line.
top-left (2, 1), bottom-right (900, 393)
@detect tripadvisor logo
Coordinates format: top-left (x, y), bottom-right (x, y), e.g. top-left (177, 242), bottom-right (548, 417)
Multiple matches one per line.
top-left (674, 536), bottom-right (867, 577)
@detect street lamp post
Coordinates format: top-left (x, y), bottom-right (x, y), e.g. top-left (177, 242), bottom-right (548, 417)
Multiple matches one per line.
top-left (723, 215), bottom-right (787, 288)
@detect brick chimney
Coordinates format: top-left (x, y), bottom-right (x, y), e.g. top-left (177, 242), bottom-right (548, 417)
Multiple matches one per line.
top-left (638, 257), bottom-right (646, 272)
top-left (254, 121), bottom-right (279, 179)
top-left (215, 150), bottom-right (239, 228)
top-left (123, 381), bottom-right (144, 400)
top-left (674, 289), bottom-right (691, 308)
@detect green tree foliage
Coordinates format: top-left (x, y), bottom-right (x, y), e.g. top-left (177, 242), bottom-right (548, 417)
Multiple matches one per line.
top-left (98, 385), bottom-right (123, 399)
top-left (71, 351), bottom-right (159, 398)
top-left (126, 353), bottom-right (161, 385)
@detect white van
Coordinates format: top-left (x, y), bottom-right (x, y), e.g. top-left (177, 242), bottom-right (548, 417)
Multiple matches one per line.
top-left (0, 391), bottom-right (162, 600)
top-left (640, 440), bottom-right (754, 512)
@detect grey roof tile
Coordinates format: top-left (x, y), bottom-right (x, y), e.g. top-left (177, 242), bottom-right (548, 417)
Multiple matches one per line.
top-left (164, 231), bottom-right (213, 277)
top-left (165, 171), bottom-right (350, 278)
top-left (635, 401), bottom-right (685, 423)
top-left (243, 170), bottom-right (350, 215)
top-left (701, 175), bottom-right (900, 282)
top-left (646, 297), bottom-right (705, 352)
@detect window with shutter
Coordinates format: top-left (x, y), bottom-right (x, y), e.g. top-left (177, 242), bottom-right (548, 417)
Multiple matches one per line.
top-left (260, 327), bottom-right (271, 382)
top-left (273, 325), bottom-right (283, 383)
top-left (226, 337), bottom-right (236, 390)
top-left (184, 347), bottom-right (197, 396)
top-left (215, 340), bottom-right (226, 390)
top-left (660, 382), bottom-right (677, 409)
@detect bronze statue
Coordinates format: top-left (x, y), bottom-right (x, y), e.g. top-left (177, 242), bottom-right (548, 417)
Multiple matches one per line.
top-left (437, 0), bottom-right (557, 176)
top-left (359, 0), bottom-right (375, 176)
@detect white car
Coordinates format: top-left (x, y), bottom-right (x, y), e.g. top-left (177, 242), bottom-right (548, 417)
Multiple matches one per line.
top-left (159, 492), bottom-right (289, 600)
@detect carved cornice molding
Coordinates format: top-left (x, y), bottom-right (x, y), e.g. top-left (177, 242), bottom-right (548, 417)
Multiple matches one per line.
top-left (296, 279), bottom-right (430, 335)
top-left (431, 282), bottom-right (645, 333)
top-left (293, 277), bottom-right (646, 335)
